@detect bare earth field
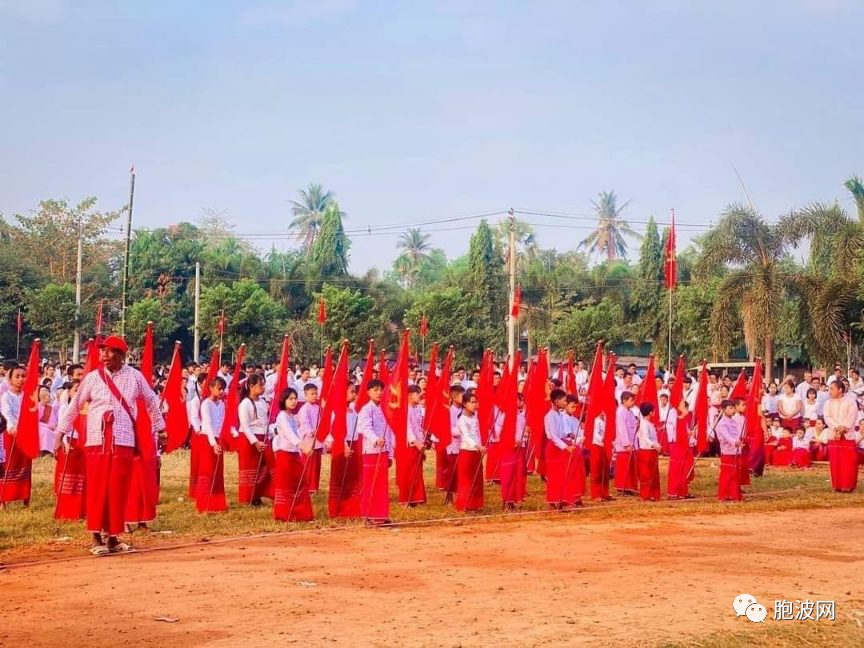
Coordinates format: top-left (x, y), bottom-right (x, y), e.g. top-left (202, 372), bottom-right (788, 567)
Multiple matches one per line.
top-left (2, 506), bottom-right (863, 647)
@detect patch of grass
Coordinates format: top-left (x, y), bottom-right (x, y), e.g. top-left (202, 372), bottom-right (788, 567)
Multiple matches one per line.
top-left (1, 452), bottom-right (862, 557)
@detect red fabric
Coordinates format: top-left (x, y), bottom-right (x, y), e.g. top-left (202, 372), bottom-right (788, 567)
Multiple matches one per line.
top-left (637, 449), bottom-right (661, 500)
top-left (353, 340), bottom-right (376, 413)
top-left (637, 355), bottom-right (660, 427)
top-left (268, 336), bottom-right (292, 423)
top-left (124, 452), bottom-right (158, 526)
top-left (317, 299), bottom-right (327, 324)
top-left (328, 438), bottom-right (362, 517)
top-left (792, 447), bottom-right (812, 468)
top-left (361, 452), bottom-right (390, 520)
top-left (780, 417), bottom-right (801, 432)
top-left (810, 443), bottom-right (829, 462)
top-left (0, 434), bottom-right (32, 503)
top-left (717, 454), bottom-right (742, 501)
top-left (828, 439), bottom-right (859, 492)
top-left (163, 345), bottom-right (191, 453)
top-left (668, 356), bottom-right (686, 409)
top-left (456, 450), bottom-right (484, 512)
top-left (665, 210), bottom-right (677, 289)
top-left (419, 315), bottom-right (429, 338)
top-left (435, 444), bottom-right (450, 489)
top-left (601, 354), bottom-right (618, 455)
top-left (729, 372), bottom-right (748, 401)
top-left (236, 435), bottom-right (274, 503)
top-left (545, 445), bottom-right (585, 505)
top-left (764, 439), bottom-right (777, 465)
top-left (613, 451), bottom-right (638, 491)
top-left (589, 445), bottom-right (610, 500)
top-left (219, 347), bottom-right (246, 452)
top-left (510, 285), bottom-right (521, 318)
top-left (16, 340), bottom-right (43, 460)
top-left (499, 446), bottom-right (526, 504)
top-left (498, 352), bottom-right (522, 449)
top-left (317, 344), bottom-right (349, 448)
top-left (274, 451), bottom-right (314, 521)
top-left (85, 440), bottom-right (135, 536)
top-left (303, 449), bottom-right (323, 494)
top-left (188, 437), bottom-right (199, 497)
top-left (377, 351), bottom-right (390, 386)
top-left (694, 361), bottom-right (710, 453)
top-left (383, 331), bottom-right (410, 450)
top-left (773, 437), bottom-right (793, 466)
top-left (667, 442), bottom-right (692, 498)
top-left (484, 441), bottom-right (501, 482)
top-left (396, 446), bottom-right (426, 505)
top-left (54, 443), bottom-right (87, 520)
top-left (476, 351), bottom-right (495, 444)
top-left (427, 350), bottom-right (454, 447)
top-left (194, 435), bottom-right (226, 513)
top-left (739, 443), bottom-right (751, 486)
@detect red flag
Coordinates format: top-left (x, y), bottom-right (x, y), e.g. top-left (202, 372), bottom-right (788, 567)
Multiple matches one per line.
top-left (601, 353), bottom-right (618, 454)
top-left (377, 350), bottom-right (390, 386)
top-left (426, 343), bottom-right (439, 387)
top-left (582, 342), bottom-right (605, 447)
top-left (354, 340), bottom-right (376, 412)
top-left (694, 360), bottom-right (710, 453)
top-left (317, 299), bottom-right (327, 325)
top-left (16, 309), bottom-right (22, 335)
top-left (82, 337), bottom-right (100, 375)
top-left (133, 324), bottom-right (156, 459)
top-left (746, 359), bottom-right (764, 451)
top-left (419, 314), bottom-right (429, 338)
top-left (525, 348), bottom-right (550, 451)
top-left (511, 285), bottom-right (522, 318)
top-left (730, 371), bottom-right (748, 401)
top-left (665, 209), bottom-right (677, 290)
top-left (499, 351), bottom-right (522, 448)
top-left (217, 311), bottom-right (227, 336)
top-left (15, 339), bottom-right (42, 460)
top-left (268, 335), bottom-right (291, 423)
top-left (383, 330), bottom-right (410, 449)
top-left (95, 300), bottom-right (104, 336)
top-left (494, 356), bottom-right (512, 411)
top-left (219, 345), bottom-right (246, 451)
top-left (201, 347), bottom-right (220, 400)
top-left (426, 347), bottom-right (454, 446)
top-left (555, 363), bottom-right (565, 385)
top-left (668, 355), bottom-right (685, 409)
top-left (637, 355), bottom-right (659, 426)
top-left (163, 342), bottom-right (190, 453)
top-left (476, 350), bottom-right (496, 444)
top-left (317, 341), bottom-right (349, 447)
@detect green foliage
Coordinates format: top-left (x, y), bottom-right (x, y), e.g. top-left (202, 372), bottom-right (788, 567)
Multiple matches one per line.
top-left (27, 283), bottom-right (79, 351)
top-left (125, 297), bottom-right (180, 358)
top-left (630, 217), bottom-right (664, 341)
top-left (311, 283), bottom-right (386, 358)
top-left (468, 219), bottom-right (505, 334)
top-left (550, 298), bottom-right (629, 360)
top-left (200, 279), bottom-right (287, 360)
top-left (580, 190), bottom-right (640, 261)
top-left (309, 202), bottom-right (350, 284)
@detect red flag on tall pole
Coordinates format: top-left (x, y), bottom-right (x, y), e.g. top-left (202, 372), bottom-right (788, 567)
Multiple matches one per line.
top-left (15, 339), bottom-right (43, 460)
top-left (566, 352), bottom-right (577, 395)
top-left (476, 350), bottom-right (496, 444)
top-left (729, 371), bottom-right (748, 401)
top-left (426, 346), bottom-right (454, 446)
top-left (419, 314), bottom-right (429, 338)
top-left (601, 353), bottom-right (618, 455)
top-left (163, 342), bottom-right (190, 453)
top-left (317, 299), bottom-right (328, 325)
top-left (637, 354), bottom-right (659, 426)
top-left (665, 209), bottom-right (677, 290)
top-left (320, 345), bottom-right (334, 397)
top-left (582, 341), bottom-right (605, 448)
top-left (383, 330), bottom-right (411, 449)
top-left (217, 311), bottom-right (227, 336)
top-left (219, 344), bottom-right (246, 451)
top-left (16, 309), bottom-right (23, 335)
top-left (499, 350), bottom-right (522, 448)
top-left (268, 335), bottom-right (291, 423)
top-left (317, 341), bottom-right (349, 448)
top-left (694, 360), bottom-right (710, 454)
top-left (525, 348), bottom-right (550, 449)
top-left (133, 324), bottom-right (157, 460)
top-left (746, 358), bottom-right (764, 453)
top-left (668, 355), bottom-right (686, 409)
top-left (377, 350), bottom-right (390, 385)
top-left (83, 338), bottom-right (99, 375)
top-left (354, 340), bottom-right (376, 412)
top-left (511, 285), bottom-right (522, 318)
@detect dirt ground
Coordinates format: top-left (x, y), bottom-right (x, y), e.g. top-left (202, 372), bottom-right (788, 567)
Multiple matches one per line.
top-left (1, 507), bottom-right (862, 647)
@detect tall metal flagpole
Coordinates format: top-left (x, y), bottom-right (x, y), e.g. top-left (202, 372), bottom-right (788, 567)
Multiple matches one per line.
top-left (120, 165), bottom-right (136, 337)
top-left (507, 208), bottom-right (516, 365)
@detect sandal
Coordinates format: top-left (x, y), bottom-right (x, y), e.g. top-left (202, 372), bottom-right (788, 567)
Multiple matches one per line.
top-left (108, 542), bottom-right (134, 554)
top-left (90, 545), bottom-right (110, 556)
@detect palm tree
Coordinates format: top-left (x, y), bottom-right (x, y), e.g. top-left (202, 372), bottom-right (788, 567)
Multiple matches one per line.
top-left (695, 204), bottom-right (799, 382)
top-left (845, 175), bottom-right (864, 220)
top-left (396, 228), bottom-right (431, 288)
top-left (495, 219), bottom-right (538, 270)
top-left (288, 184), bottom-right (343, 253)
top-left (580, 191), bottom-right (640, 261)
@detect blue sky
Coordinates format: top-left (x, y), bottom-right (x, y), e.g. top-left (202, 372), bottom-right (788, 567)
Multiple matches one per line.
top-left (1, 0), bottom-right (861, 271)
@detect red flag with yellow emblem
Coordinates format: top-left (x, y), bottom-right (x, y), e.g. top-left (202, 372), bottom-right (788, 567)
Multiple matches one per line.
top-left (383, 329), bottom-right (410, 450)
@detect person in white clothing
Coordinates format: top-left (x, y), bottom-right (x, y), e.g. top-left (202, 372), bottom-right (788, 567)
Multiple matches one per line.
top-left (236, 374), bottom-right (274, 505)
top-left (195, 377), bottom-right (227, 513)
top-left (273, 388), bottom-right (314, 521)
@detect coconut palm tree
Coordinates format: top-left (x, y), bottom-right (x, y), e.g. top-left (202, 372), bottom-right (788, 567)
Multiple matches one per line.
top-left (288, 184), bottom-right (343, 253)
top-left (580, 191), bottom-right (640, 261)
top-left (846, 175), bottom-right (864, 220)
top-left (695, 204), bottom-right (799, 382)
top-left (495, 219), bottom-right (538, 270)
top-left (396, 228), bottom-right (431, 288)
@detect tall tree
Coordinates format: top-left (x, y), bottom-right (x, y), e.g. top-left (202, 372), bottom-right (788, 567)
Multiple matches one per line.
top-left (630, 217), bottom-right (664, 343)
top-left (468, 219), bottom-right (506, 338)
top-left (396, 228), bottom-right (431, 288)
top-left (845, 175), bottom-right (864, 221)
top-left (580, 190), bottom-right (639, 261)
top-left (289, 183), bottom-right (342, 253)
top-left (695, 204), bottom-right (798, 381)
top-left (308, 202), bottom-right (350, 286)
top-left (494, 219), bottom-right (537, 270)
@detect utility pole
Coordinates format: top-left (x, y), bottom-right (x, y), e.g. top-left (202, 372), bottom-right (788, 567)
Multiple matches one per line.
top-left (507, 207), bottom-right (516, 362)
top-left (193, 261), bottom-right (201, 362)
top-left (72, 214), bottom-right (83, 362)
top-left (120, 165), bottom-right (136, 337)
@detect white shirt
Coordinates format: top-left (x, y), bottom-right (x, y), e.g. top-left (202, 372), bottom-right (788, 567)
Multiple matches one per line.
top-left (447, 405), bottom-right (462, 455)
top-left (792, 435), bottom-right (810, 450)
top-left (237, 398), bottom-right (269, 443)
top-left (637, 418), bottom-right (659, 451)
top-left (0, 390), bottom-right (22, 432)
top-left (457, 414), bottom-right (482, 451)
top-left (592, 417), bottom-right (606, 448)
top-left (188, 394), bottom-right (202, 432)
top-left (563, 412), bottom-right (584, 446)
top-left (544, 409), bottom-right (570, 450)
top-left (358, 402), bottom-right (394, 456)
top-left (273, 410), bottom-right (302, 453)
top-left (200, 398), bottom-right (225, 447)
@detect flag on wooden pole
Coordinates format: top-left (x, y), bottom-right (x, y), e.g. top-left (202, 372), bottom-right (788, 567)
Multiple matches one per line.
top-left (665, 210), bottom-right (677, 290)
top-left (16, 339), bottom-right (43, 460)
